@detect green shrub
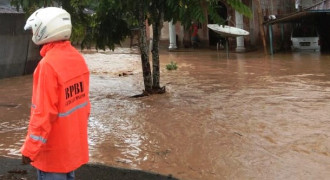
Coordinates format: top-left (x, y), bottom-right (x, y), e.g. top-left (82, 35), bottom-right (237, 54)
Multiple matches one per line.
top-left (166, 61), bottom-right (178, 70)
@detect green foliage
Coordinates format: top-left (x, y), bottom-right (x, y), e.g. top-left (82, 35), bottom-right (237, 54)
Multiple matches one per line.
top-left (166, 0), bottom-right (252, 29)
top-left (10, 0), bottom-right (131, 51)
top-left (207, 2), bottom-right (226, 25)
top-left (226, 0), bottom-right (252, 18)
top-left (11, 0), bottom-right (252, 50)
top-left (84, 0), bottom-right (126, 50)
top-left (166, 61), bottom-right (178, 70)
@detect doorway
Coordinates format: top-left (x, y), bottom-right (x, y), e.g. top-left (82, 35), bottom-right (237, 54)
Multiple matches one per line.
top-left (208, 2), bottom-right (228, 47)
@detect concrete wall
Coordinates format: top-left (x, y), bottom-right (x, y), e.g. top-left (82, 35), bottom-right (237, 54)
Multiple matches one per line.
top-left (0, 13), bottom-right (40, 79)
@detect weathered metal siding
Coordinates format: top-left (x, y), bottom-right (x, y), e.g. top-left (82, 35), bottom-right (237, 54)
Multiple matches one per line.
top-left (260, 0), bottom-right (295, 16)
top-left (255, 0), bottom-right (295, 48)
top-left (0, 12), bottom-right (40, 79)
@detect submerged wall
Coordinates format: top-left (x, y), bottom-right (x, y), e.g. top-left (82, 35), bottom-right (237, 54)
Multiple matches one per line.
top-left (0, 12), bottom-right (40, 79)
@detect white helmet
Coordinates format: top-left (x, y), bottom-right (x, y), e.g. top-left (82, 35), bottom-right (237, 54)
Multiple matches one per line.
top-left (24, 7), bottom-right (72, 45)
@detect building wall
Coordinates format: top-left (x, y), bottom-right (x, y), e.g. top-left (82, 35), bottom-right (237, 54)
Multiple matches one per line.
top-left (241, 0), bottom-right (294, 49)
top-left (220, 0), bottom-right (296, 50)
top-left (155, 0), bottom-right (299, 50)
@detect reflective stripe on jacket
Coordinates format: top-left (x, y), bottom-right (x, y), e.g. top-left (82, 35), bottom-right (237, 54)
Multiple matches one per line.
top-left (21, 41), bottom-right (90, 173)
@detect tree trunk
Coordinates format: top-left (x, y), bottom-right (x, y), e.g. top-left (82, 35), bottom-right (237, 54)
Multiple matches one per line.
top-left (151, 23), bottom-right (161, 90)
top-left (255, 0), bottom-right (268, 55)
top-left (138, 1), bottom-right (153, 93)
top-left (151, 3), bottom-right (164, 90)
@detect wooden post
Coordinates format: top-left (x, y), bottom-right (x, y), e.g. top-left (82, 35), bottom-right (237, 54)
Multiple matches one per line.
top-left (255, 0), bottom-right (268, 55)
top-left (268, 25), bottom-right (273, 55)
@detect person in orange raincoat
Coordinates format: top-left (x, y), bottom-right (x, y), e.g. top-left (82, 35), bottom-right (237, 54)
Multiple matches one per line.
top-left (21, 7), bottom-right (90, 180)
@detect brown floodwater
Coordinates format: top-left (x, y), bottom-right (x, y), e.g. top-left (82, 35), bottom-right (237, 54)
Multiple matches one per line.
top-left (1, 48), bottom-right (330, 180)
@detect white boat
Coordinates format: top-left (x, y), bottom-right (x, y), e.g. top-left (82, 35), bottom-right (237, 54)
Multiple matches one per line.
top-left (207, 24), bottom-right (249, 37)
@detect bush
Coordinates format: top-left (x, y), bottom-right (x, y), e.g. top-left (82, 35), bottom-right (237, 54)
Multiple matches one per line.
top-left (166, 61), bottom-right (178, 70)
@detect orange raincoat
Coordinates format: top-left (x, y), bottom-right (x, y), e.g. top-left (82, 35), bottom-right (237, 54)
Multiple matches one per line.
top-left (21, 41), bottom-right (90, 173)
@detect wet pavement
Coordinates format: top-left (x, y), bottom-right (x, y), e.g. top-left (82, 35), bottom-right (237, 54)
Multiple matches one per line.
top-left (1, 48), bottom-right (330, 180)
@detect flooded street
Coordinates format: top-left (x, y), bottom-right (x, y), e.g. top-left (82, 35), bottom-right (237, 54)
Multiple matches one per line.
top-left (1, 48), bottom-right (330, 180)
